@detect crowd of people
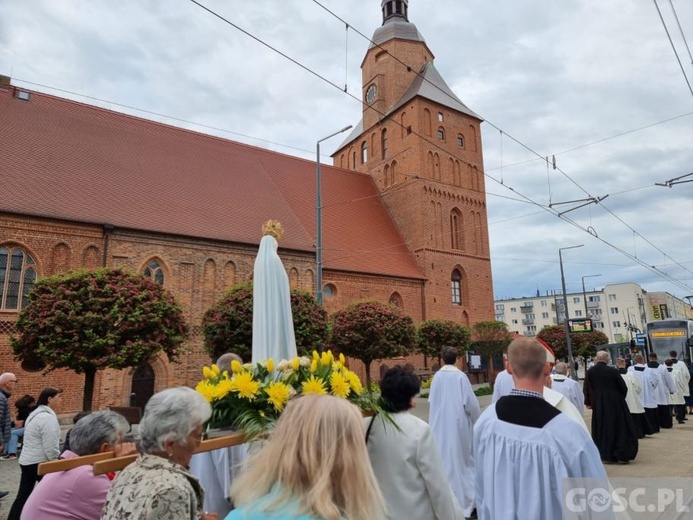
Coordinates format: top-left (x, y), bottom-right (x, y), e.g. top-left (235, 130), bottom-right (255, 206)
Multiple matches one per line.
top-left (2, 339), bottom-right (693, 519)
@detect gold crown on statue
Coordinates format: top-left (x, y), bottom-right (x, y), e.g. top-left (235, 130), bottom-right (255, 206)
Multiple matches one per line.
top-left (262, 219), bottom-right (284, 240)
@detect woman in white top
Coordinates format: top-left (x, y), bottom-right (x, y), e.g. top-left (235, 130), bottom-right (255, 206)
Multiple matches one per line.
top-left (8, 386), bottom-right (62, 520)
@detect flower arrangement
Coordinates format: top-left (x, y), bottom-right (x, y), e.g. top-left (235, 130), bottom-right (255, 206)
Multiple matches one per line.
top-left (196, 350), bottom-right (384, 437)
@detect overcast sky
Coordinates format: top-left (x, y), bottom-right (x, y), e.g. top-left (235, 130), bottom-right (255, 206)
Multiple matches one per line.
top-left (2, 0), bottom-right (692, 302)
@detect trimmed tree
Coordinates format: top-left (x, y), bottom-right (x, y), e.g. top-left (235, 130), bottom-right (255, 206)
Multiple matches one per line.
top-left (330, 300), bottom-right (416, 388)
top-left (202, 283), bottom-right (328, 361)
top-left (416, 319), bottom-right (471, 367)
top-left (537, 325), bottom-right (609, 362)
top-left (470, 321), bottom-right (513, 380)
top-left (11, 268), bottom-right (188, 411)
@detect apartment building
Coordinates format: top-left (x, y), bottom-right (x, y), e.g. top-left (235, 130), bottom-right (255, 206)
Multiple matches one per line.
top-left (495, 283), bottom-right (693, 344)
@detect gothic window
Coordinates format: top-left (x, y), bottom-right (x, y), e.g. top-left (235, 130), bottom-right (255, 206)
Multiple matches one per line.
top-left (453, 160), bottom-right (461, 186)
top-left (0, 246), bottom-right (37, 311)
top-left (361, 141), bottom-right (368, 163)
top-left (438, 112), bottom-right (444, 122)
top-left (143, 259), bottom-right (165, 284)
top-left (389, 291), bottom-right (403, 309)
top-left (391, 160), bottom-right (398, 184)
top-left (451, 269), bottom-right (462, 306)
top-left (400, 112), bottom-right (408, 138)
top-left (437, 127), bottom-right (445, 142)
top-left (352, 151), bottom-right (357, 169)
top-left (381, 129), bottom-right (388, 159)
top-left (433, 153), bottom-right (441, 180)
top-left (384, 164), bottom-right (391, 187)
top-left (457, 134), bottom-right (464, 147)
top-left (289, 268), bottom-right (299, 289)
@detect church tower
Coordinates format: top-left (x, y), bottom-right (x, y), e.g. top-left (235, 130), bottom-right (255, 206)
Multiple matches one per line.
top-left (333, 0), bottom-right (494, 325)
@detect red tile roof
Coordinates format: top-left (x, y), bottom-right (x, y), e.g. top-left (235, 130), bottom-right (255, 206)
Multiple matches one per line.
top-left (0, 86), bottom-right (424, 280)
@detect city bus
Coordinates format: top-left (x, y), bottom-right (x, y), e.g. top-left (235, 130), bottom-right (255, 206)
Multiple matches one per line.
top-left (645, 319), bottom-right (693, 362)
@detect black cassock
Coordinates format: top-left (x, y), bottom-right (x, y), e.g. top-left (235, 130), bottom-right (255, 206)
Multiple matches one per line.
top-left (584, 362), bottom-right (639, 462)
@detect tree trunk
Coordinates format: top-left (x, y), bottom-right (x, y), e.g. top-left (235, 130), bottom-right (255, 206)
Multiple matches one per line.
top-left (83, 366), bottom-right (97, 411)
top-left (364, 360), bottom-right (372, 392)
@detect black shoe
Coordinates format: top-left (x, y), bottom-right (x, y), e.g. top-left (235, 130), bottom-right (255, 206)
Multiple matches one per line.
top-left (0, 490), bottom-right (10, 499)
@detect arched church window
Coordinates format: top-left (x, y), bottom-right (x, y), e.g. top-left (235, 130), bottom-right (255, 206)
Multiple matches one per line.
top-left (457, 134), bottom-right (464, 147)
top-left (437, 127), bottom-right (445, 142)
top-left (389, 291), bottom-right (403, 309)
top-left (0, 246), bottom-right (37, 310)
top-left (451, 269), bottom-right (462, 306)
top-left (143, 259), bottom-right (165, 285)
top-left (361, 141), bottom-right (368, 163)
top-left (381, 129), bottom-right (388, 159)
top-left (450, 209), bottom-right (464, 250)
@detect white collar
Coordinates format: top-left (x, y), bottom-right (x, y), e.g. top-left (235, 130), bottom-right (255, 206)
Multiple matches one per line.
top-left (440, 364), bottom-right (461, 372)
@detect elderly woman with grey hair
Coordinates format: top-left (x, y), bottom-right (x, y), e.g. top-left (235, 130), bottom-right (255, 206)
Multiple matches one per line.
top-left (102, 387), bottom-right (214, 520)
top-left (21, 410), bottom-right (134, 520)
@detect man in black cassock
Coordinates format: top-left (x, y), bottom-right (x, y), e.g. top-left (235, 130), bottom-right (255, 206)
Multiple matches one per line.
top-left (584, 350), bottom-right (639, 464)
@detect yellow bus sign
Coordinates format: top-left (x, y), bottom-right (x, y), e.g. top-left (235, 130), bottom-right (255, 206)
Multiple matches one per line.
top-left (651, 331), bottom-right (686, 337)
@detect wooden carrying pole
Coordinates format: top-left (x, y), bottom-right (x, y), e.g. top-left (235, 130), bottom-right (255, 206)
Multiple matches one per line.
top-left (38, 432), bottom-right (246, 476)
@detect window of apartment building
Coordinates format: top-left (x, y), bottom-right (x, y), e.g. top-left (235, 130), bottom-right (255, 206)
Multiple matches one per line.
top-left (594, 322), bottom-right (603, 329)
top-left (526, 313), bottom-right (535, 319)
top-left (512, 319), bottom-right (518, 324)
top-left (589, 295), bottom-right (601, 302)
top-left (575, 310), bottom-right (583, 317)
top-left (573, 297), bottom-right (580, 304)
top-left (542, 312), bottom-right (549, 319)
top-left (609, 294), bottom-right (617, 301)
top-left (510, 307), bottom-right (517, 313)
top-left (497, 316), bottom-right (505, 322)
top-left (451, 269), bottom-right (461, 305)
top-left (540, 300), bottom-right (547, 306)
top-left (593, 308), bottom-right (602, 315)
top-left (0, 246), bottom-right (37, 310)
top-left (495, 304), bottom-right (504, 312)
top-left (612, 321), bottom-right (621, 328)
top-left (527, 325), bottom-right (537, 332)
top-left (610, 307), bottom-right (619, 314)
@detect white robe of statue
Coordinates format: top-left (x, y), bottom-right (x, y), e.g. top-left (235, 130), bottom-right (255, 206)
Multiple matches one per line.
top-left (251, 234), bottom-right (297, 363)
top-left (428, 365), bottom-right (481, 517)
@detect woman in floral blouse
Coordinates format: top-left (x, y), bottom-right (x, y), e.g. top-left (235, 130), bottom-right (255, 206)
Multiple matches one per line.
top-left (101, 387), bottom-right (214, 520)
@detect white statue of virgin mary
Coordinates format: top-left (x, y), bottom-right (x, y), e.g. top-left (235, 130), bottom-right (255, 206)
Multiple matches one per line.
top-left (251, 220), bottom-right (298, 363)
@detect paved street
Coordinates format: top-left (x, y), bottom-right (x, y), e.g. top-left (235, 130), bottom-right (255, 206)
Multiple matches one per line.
top-left (1, 394), bottom-right (692, 519)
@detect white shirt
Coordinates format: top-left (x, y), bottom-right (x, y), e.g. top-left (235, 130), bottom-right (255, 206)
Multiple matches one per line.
top-left (550, 374), bottom-right (585, 415)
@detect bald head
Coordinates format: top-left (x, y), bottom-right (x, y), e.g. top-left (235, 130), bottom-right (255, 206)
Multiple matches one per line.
top-left (507, 337), bottom-right (547, 380)
top-left (0, 372), bottom-right (17, 392)
top-left (215, 352), bottom-right (243, 374)
top-left (595, 351), bottom-right (610, 363)
top-left (634, 354), bottom-right (645, 364)
top-left (615, 358), bottom-right (626, 368)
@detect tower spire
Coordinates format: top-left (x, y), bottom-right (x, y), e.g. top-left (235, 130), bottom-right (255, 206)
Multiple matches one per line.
top-left (381, 0), bottom-right (409, 24)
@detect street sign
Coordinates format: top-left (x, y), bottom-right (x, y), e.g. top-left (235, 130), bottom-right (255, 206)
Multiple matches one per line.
top-left (635, 333), bottom-right (646, 346)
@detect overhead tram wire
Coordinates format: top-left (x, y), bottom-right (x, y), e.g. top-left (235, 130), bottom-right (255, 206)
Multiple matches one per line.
top-left (187, 0), bottom-right (693, 294)
top-left (13, 79), bottom-right (314, 156)
top-left (653, 0), bottom-right (693, 99)
top-left (666, 0), bottom-right (693, 68)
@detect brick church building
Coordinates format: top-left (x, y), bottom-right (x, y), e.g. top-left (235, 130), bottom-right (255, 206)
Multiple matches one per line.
top-left (0, 0), bottom-right (493, 414)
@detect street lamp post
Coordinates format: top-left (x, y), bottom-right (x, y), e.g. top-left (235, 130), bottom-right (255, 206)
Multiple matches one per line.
top-left (560, 244), bottom-right (584, 380)
top-left (316, 125), bottom-right (352, 306)
top-left (581, 274), bottom-right (601, 317)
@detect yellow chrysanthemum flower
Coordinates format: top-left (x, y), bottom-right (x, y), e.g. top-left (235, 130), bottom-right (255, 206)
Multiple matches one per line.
top-left (213, 378), bottom-right (235, 400)
top-left (231, 360), bottom-right (243, 374)
top-left (330, 371), bottom-right (351, 398)
top-left (211, 364), bottom-right (221, 376)
top-left (310, 359), bottom-right (318, 373)
top-left (291, 357), bottom-right (300, 371)
top-left (339, 353), bottom-right (346, 365)
top-left (344, 370), bottom-right (363, 395)
top-left (302, 375), bottom-right (327, 395)
top-left (202, 366), bottom-right (215, 380)
top-left (266, 358), bottom-right (275, 372)
top-left (321, 351), bottom-right (331, 366)
top-left (195, 380), bottom-right (215, 403)
top-left (232, 371), bottom-right (260, 400)
top-left (265, 381), bottom-right (290, 411)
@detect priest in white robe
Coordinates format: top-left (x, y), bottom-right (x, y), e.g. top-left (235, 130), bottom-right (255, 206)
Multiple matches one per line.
top-left (616, 357), bottom-right (647, 438)
top-left (429, 346), bottom-right (481, 518)
top-left (669, 350), bottom-right (690, 423)
top-left (474, 337), bottom-right (606, 520)
top-left (550, 361), bottom-right (584, 415)
top-left (628, 354), bottom-right (660, 434)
